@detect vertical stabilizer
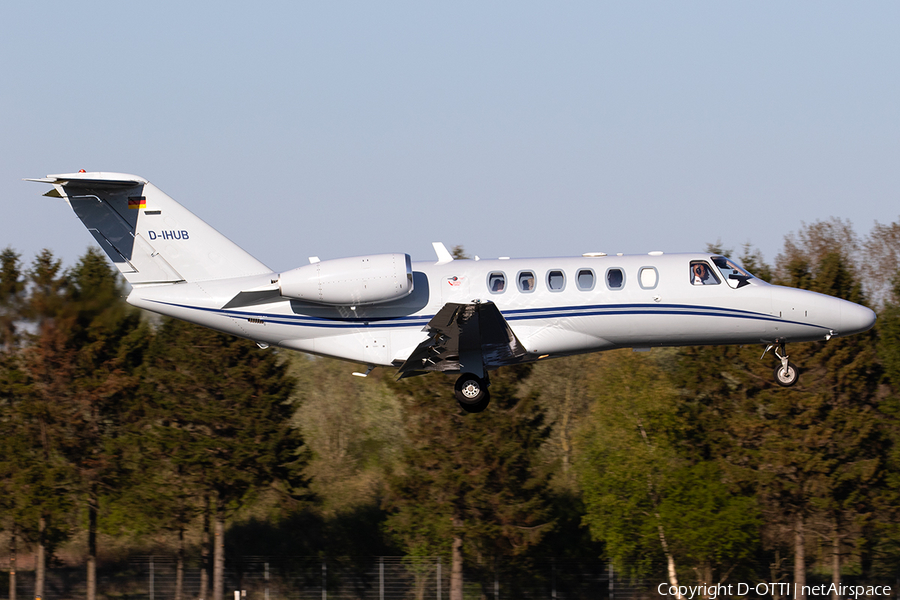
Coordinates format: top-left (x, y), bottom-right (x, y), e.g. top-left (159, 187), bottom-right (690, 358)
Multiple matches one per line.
top-left (28, 172), bottom-right (271, 284)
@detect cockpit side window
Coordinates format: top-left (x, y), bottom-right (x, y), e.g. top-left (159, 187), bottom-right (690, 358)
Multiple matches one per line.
top-left (711, 256), bottom-right (754, 289)
top-left (690, 261), bottom-right (720, 285)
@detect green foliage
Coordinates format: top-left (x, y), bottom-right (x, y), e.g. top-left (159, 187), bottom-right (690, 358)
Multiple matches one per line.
top-left (879, 273), bottom-right (900, 388)
top-left (577, 350), bottom-right (760, 578)
top-left (142, 318), bottom-right (303, 511)
top-left (1, 220), bottom-right (899, 586)
top-left (739, 243), bottom-right (774, 283)
top-left (0, 247), bottom-right (25, 349)
top-left (384, 366), bottom-right (553, 564)
top-left (522, 355), bottom-right (595, 494)
top-left (289, 355), bottom-right (403, 516)
top-left (705, 226), bottom-right (883, 579)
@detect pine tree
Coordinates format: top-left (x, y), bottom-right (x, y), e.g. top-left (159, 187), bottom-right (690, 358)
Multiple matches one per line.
top-left (142, 318), bottom-right (302, 600)
top-left (871, 272), bottom-right (900, 573)
top-left (0, 247), bottom-right (26, 351)
top-left (702, 224), bottom-right (883, 595)
top-left (10, 249), bottom-right (74, 598)
top-left (19, 248), bottom-right (149, 600)
top-left (385, 366), bottom-right (552, 600)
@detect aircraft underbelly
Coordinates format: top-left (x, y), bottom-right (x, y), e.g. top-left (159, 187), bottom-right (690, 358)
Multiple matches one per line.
top-left (516, 323), bottom-right (613, 355)
top-left (279, 333), bottom-right (393, 366)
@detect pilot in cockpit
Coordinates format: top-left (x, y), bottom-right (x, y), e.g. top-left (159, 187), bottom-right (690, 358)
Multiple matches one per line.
top-left (691, 262), bottom-right (717, 285)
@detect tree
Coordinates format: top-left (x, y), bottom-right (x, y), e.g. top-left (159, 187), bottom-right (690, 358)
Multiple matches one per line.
top-left (289, 354), bottom-right (403, 517)
top-left (577, 350), bottom-right (760, 591)
top-left (862, 218), bottom-right (900, 307)
top-left (18, 248), bottom-right (148, 600)
top-left (521, 355), bottom-right (595, 495)
top-left (774, 224), bottom-right (880, 593)
top-left (0, 247), bottom-right (26, 351)
top-left (870, 272), bottom-right (900, 575)
top-left (0, 338), bottom-right (30, 600)
top-left (0, 247), bottom-right (26, 599)
top-left (143, 318), bottom-right (302, 600)
top-left (385, 366), bottom-right (552, 600)
top-left (0, 250), bottom-right (72, 595)
top-left (878, 273), bottom-right (900, 388)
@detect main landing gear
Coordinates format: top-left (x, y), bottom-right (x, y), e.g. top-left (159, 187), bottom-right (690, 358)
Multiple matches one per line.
top-left (455, 373), bottom-right (491, 413)
top-left (762, 342), bottom-right (799, 387)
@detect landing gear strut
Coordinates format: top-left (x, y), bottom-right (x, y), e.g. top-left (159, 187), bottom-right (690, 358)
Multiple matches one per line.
top-left (762, 342), bottom-right (799, 387)
top-left (455, 373), bottom-right (491, 413)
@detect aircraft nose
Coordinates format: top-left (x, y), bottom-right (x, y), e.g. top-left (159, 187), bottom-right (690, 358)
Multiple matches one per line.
top-left (841, 301), bottom-right (876, 336)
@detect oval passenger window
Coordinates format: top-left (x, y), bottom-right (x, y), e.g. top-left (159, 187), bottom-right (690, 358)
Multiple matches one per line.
top-left (548, 270), bottom-right (565, 291)
top-left (640, 267), bottom-right (658, 289)
top-left (577, 269), bottom-right (594, 290)
top-left (607, 268), bottom-right (624, 290)
top-left (518, 271), bottom-right (536, 292)
top-left (488, 272), bottom-right (506, 293)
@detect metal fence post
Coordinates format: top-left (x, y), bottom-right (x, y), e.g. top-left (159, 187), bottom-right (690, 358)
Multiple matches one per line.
top-left (551, 558), bottom-right (556, 600)
top-left (322, 560), bottom-right (327, 600)
top-left (264, 562), bottom-right (269, 600)
top-left (150, 556), bottom-right (155, 600)
top-left (436, 557), bottom-right (441, 600)
top-left (379, 557), bottom-right (384, 600)
top-left (609, 561), bottom-right (614, 600)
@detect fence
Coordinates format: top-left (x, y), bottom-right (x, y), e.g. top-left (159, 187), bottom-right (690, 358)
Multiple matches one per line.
top-left (0, 556), bottom-right (631, 600)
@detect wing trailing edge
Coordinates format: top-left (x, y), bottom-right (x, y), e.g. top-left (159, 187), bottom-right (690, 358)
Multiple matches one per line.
top-left (397, 301), bottom-right (529, 379)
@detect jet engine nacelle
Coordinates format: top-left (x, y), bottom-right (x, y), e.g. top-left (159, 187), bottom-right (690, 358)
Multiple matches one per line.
top-left (278, 253), bottom-right (413, 306)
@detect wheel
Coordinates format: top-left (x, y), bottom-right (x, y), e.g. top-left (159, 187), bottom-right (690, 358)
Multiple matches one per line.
top-left (458, 391), bottom-right (490, 413)
top-left (455, 373), bottom-right (490, 412)
top-left (774, 362), bottom-right (799, 387)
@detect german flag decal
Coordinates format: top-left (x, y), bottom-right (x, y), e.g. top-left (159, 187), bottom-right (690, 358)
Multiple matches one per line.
top-left (128, 196), bottom-right (147, 209)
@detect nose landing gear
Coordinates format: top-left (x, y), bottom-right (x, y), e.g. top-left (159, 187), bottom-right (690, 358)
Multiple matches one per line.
top-left (455, 373), bottom-right (491, 413)
top-left (762, 342), bottom-right (799, 387)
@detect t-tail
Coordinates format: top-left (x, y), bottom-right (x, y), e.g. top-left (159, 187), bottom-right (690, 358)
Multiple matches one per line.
top-left (27, 172), bottom-right (272, 285)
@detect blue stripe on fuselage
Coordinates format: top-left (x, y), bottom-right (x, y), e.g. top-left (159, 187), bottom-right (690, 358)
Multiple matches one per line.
top-left (144, 300), bottom-right (824, 331)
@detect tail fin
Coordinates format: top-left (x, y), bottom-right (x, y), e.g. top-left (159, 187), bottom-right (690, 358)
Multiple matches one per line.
top-left (28, 172), bottom-right (271, 285)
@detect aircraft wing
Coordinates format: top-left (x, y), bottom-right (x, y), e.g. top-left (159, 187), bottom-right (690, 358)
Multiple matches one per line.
top-left (397, 301), bottom-right (529, 378)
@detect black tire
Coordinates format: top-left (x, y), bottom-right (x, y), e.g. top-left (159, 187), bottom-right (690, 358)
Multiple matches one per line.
top-left (774, 362), bottom-right (799, 387)
top-left (458, 391), bottom-right (490, 413)
top-left (455, 373), bottom-right (489, 409)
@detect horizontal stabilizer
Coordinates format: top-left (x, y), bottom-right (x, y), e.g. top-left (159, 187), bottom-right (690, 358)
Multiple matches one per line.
top-left (25, 172), bottom-right (149, 188)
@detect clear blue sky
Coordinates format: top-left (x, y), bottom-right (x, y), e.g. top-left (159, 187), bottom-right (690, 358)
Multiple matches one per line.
top-left (2, 2), bottom-right (898, 272)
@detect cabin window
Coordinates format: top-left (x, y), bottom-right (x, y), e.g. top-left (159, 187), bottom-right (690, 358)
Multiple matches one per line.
top-left (576, 269), bottom-right (595, 291)
top-left (606, 268), bottom-right (625, 290)
top-left (487, 271), bottom-right (507, 293)
top-left (711, 255), bottom-right (753, 289)
top-left (547, 270), bottom-right (566, 291)
top-left (639, 267), bottom-right (658, 289)
top-left (690, 261), bottom-right (720, 285)
top-left (517, 271), bottom-right (536, 293)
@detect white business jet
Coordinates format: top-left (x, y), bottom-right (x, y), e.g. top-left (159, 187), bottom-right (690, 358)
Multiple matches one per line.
top-left (29, 172), bottom-right (876, 412)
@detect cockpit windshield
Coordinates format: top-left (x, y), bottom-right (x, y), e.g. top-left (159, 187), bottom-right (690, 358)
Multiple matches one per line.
top-left (711, 256), bottom-right (754, 289)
